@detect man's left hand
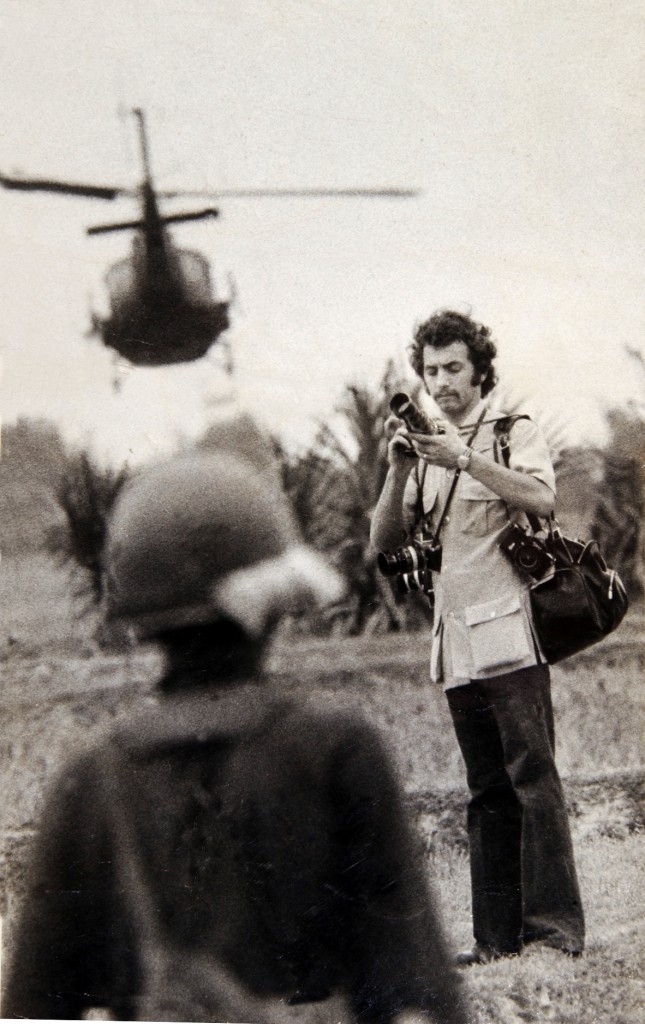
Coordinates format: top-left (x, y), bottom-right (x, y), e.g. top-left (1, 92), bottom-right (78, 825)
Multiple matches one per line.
top-left (409, 424), bottom-right (464, 468)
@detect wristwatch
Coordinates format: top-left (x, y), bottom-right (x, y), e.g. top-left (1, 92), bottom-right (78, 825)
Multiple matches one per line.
top-left (456, 446), bottom-right (474, 471)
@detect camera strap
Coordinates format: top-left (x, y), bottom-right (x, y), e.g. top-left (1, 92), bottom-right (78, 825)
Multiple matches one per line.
top-left (429, 404), bottom-right (488, 542)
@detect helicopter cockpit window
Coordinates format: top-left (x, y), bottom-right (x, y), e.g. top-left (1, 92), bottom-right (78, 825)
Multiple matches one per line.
top-left (105, 259), bottom-right (138, 316)
top-left (175, 250), bottom-right (213, 303)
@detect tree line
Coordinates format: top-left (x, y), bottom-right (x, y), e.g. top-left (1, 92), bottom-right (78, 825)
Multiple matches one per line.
top-left (4, 369), bottom-right (643, 637)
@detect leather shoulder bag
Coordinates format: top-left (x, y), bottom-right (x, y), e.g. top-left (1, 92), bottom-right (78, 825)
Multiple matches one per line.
top-left (495, 415), bottom-right (629, 663)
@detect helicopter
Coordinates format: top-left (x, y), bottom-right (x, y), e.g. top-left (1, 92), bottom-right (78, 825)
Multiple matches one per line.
top-left (1, 109), bottom-right (419, 368)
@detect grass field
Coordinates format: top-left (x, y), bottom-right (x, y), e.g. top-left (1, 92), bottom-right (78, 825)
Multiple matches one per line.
top-left (1, 554), bottom-right (643, 1022)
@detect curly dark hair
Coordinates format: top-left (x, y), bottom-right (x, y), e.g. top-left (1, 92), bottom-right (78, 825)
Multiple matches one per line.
top-left (408, 309), bottom-right (498, 397)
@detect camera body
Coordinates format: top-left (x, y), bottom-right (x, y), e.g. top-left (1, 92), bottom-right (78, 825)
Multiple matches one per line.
top-left (377, 535), bottom-right (442, 598)
top-left (498, 521), bottom-right (555, 580)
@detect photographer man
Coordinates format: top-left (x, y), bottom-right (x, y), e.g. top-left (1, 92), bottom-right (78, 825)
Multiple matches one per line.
top-left (371, 310), bottom-right (584, 965)
top-left (3, 425), bottom-right (468, 1023)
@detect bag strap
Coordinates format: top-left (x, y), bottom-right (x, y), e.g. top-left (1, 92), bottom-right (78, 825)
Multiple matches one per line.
top-left (492, 413), bottom-right (549, 535)
top-left (492, 414), bottom-right (531, 468)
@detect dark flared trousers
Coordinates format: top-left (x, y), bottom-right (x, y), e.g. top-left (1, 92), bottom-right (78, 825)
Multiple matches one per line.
top-left (446, 664), bottom-right (585, 954)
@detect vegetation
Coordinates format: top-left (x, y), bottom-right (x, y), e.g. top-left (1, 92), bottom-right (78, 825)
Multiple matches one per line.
top-left (0, 420), bottom-right (130, 604)
top-left (0, 419), bottom-right (68, 554)
top-left (276, 362), bottom-right (433, 635)
top-left (275, 369), bottom-right (643, 634)
top-left (47, 452), bottom-right (129, 604)
top-left (3, 366), bottom-right (642, 630)
top-left (590, 403), bottom-right (644, 599)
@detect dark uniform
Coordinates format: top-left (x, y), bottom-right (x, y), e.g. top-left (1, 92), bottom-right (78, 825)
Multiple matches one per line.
top-left (3, 684), bottom-right (466, 1022)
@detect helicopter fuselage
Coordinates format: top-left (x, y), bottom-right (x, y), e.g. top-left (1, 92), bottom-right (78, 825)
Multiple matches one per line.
top-left (93, 181), bottom-right (229, 365)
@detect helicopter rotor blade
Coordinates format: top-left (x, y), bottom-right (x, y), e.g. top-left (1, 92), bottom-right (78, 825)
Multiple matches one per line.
top-left (158, 207), bottom-right (220, 225)
top-left (2, 173), bottom-right (419, 202)
top-left (0, 173), bottom-right (124, 200)
top-left (87, 219), bottom-right (145, 236)
top-left (157, 187), bottom-right (422, 200)
top-left (87, 207), bottom-right (220, 235)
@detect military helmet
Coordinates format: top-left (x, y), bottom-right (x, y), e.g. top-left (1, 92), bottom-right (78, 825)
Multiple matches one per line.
top-left (104, 430), bottom-right (343, 639)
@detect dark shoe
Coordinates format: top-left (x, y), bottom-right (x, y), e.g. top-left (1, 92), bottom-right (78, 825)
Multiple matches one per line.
top-left (456, 943), bottom-right (520, 966)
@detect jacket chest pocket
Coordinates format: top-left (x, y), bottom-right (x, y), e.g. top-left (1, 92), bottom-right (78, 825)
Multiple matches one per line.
top-left (465, 593), bottom-right (533, 673)
top-left (457, 476), bottom-right (499, 537)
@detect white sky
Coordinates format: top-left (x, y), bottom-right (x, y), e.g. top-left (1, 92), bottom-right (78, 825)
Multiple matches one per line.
top-left (1, 0), bottom-right (644, 466)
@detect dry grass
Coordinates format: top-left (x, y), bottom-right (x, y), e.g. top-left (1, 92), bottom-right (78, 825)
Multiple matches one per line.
top-left (443, 835), bottom-right (645, 1024)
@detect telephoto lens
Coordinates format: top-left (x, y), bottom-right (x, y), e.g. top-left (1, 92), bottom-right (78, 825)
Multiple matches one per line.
top-left (389, 393), bottom-right (444, 435)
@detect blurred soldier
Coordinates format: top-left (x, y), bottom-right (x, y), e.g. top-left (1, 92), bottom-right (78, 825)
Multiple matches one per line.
top-left (3, 424), bottom-right (468, 1023)
top-left (371, 310), bottom-right (585, 965)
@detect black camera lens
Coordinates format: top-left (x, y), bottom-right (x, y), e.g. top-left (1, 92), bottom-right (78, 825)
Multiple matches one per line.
top-left (377, 550), bottom-right (402, 577)
top-left (516, 547), bottom-right (541, 572)
top-left (378, 539), bottom-right (442, 578)
top-left (499, 522), bottom-right (554, 580)
top-left (377, 544), bottom-right (422, 577)
top-left (389, 393), bottom-right (441, 435)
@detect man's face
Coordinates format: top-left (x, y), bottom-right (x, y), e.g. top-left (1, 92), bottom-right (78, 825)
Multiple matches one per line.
top-left (422, 340), bottom-right (482, 423)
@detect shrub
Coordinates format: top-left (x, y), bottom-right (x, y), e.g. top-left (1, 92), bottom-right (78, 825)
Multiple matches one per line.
top-left (47, 452), bottom-right (129, 604)
top-left (591, 404), bottom-right (644, 600)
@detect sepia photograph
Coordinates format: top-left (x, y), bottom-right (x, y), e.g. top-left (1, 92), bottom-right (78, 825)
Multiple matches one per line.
top-left (1, 2), bottom-right (643, 1021)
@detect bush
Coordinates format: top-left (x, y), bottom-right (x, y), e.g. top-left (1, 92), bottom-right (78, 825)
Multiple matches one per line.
top-left (275, 364), bottom-right (434, 634)
top-left (591, 405), bottom-right (644, 600)
top-left (47, 452), bottom-right (129, 604)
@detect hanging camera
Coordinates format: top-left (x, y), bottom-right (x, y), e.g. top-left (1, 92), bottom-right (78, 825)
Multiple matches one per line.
top-left (377, 534), bottom-right (442, 603)
top-left (498, 521), bottom-right (555, 580)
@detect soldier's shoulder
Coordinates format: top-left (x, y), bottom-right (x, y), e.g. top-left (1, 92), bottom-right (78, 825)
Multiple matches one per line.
top-left (104, 685), bottom-right (286, 758)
